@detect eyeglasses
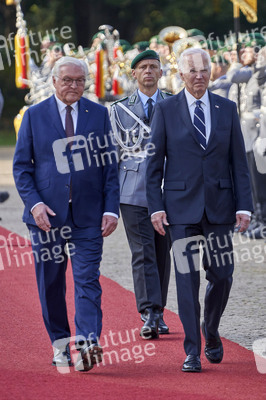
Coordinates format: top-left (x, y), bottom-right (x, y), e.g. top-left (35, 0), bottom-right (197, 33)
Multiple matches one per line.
top-left (56, 76), bottom-right (86, 86)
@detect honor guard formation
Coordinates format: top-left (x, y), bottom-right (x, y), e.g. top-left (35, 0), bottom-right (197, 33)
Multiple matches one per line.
top-left (14, 25), bottom-right (266, 240)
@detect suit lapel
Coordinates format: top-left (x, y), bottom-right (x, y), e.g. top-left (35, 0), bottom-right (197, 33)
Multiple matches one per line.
top-left (76, 97), bottom-right (91, 135)
top-left (206, 92), bottom-right (220, 150)
top-left (48, 95), bottom-right (66, 139)
top-left (178, 90), bottom-right (201, 147)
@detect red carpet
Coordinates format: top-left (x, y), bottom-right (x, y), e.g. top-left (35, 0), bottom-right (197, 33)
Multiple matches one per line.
top-left (0, 226), bottom-right (264, 400)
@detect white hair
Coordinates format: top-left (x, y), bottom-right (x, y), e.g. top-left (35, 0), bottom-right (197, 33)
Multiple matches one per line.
top-left (178, 48), bottom-right (211, 74)
top-left (52, 56), bottom-right (88, 78)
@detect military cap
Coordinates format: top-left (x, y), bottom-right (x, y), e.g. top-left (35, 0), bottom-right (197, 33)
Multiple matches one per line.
top-left (119, 39), bottom-right (132, 53)
top-left (133, 41), bottom-right (150, 51)
top-left (149, 35), bottom-right (164, 45)
top-left (131, 49), bottom-right (160, 69)
top-left (241, 32), bottom-right (265, 49)
top-left (211, 54), bottom-right (229, 65)
top-left (91, 30), bottom-right (105, 42)
top-left (187, 28), bottom-right (205, 38)
top-left (201, 39), bottom-right (219, 51)
top-left (49, 42), bottom-right (64, 52)
top-left (42, 34), bottom-right (57, 43)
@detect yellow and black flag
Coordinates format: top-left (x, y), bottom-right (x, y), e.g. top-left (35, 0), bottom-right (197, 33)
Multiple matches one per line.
top-left (230, 0), bottom-right (257, 23)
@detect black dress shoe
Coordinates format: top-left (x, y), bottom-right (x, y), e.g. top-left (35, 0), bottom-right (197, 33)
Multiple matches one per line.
top-left (52, 343), bottom-right (73, 367)
top-left (141, 310), bottom-right (169, 334)
top-left (75, 343), bottom-right (103, 372)
top-left (0, 192), bottom-right (9, 203)
top-left (158, 312), bottom-right (169, 334)
top-left (182, 355), bottom-right (201, 372)
top-left (201, 321), bottom-right (223, 364)
top-left (140, 308), bottom-right (159, 339)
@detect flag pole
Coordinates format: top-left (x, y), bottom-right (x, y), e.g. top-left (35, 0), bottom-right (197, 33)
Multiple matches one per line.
top-left (233, 2), bottom-right (241, 117)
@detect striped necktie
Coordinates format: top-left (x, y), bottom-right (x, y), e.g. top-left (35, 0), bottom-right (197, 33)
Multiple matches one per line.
top-left (193, 100), bottom-right (206, 150)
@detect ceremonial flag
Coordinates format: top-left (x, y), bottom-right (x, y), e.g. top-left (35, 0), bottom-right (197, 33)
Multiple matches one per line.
top-left (15, 33), bottom-right (30, 89)
top-left (230, 0), bottom-right (257, 23)
top-left (112, 45), bottom-right (123, 96)
top-left (95, 48), bottom-right (105, 99)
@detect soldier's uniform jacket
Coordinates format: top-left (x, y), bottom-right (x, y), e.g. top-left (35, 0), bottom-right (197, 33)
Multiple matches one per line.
top-left (258, 67), bottom-right (266, 138)
top-left (228, 64), bottom-right (261, 152)
top-left (110, 89), bottom-right (171, 208)
top-left (253, 66), bottom-right (266, 174)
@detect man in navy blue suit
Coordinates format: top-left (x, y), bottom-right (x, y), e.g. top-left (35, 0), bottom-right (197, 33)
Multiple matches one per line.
top-left (13, 57), bottom-right (120, 371)
top-left (146, 48), bottom-right (253, 372)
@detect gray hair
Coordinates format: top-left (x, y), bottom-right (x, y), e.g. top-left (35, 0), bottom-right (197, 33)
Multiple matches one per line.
top-left (178, 48), bottom-right (211, 74)
top-left (52, 56), bottom-right (88, 78)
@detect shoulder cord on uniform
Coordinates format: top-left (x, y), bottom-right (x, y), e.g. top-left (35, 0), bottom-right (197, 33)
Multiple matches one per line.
top-left (110, 105), bottom-right (148, 152)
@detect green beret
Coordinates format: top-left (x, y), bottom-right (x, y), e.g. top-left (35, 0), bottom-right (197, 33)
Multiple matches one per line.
top-left (42, 34), bottom-right (57, 43)
top-left (91, 30), bottom-right (105, 42)
top-left (49, 42), bottom-right (63, 51)
top-left (211, 54), bottom-right (229, 65)
top-left (131, 50), bottom-right (160, 69)
top-left (133, 41), bottom-right (150, 51)
top-left (200, 39), bottom-right (219, 50)
top-left (149, 35), bottom-right (164, 45)
top-left (241, 33), bottom-right (265, 48)
top-left (187, 28), bottom-right (205, 37)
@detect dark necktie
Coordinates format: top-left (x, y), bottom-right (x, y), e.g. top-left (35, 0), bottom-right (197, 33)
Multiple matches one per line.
top-left (147, 98), bottom-right (154, 121)
top-left (193, 100), bottom-right (206, 150)
top-left (65, 105), bottom-right (74, 138)
top-left (65, 105), bottom-right (74, 200)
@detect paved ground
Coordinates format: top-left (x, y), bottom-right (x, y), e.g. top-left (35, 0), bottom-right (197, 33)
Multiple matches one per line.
top-left (0, 146), bottom-right (265, 351)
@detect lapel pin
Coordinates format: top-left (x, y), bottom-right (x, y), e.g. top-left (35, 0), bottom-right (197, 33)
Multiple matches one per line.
top-left (85, 109), bottom-right (88, 112)
top-left (215, 105), bottom-right (219, 108)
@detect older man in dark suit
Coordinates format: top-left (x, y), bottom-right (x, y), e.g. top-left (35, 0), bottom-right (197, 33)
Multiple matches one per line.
top-left (146, 48), bottom-right (253, 372)
top-left (13, 57), bottom-right (119, 371)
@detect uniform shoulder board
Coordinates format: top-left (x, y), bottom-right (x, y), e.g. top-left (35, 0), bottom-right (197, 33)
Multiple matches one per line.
top-left (160, 91), bottom-right (173, 99)
top-left (111, 96), bottom-right (128, 106)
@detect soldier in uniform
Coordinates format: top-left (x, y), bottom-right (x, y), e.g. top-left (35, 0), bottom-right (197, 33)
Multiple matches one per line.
top-left (208, 56), bottom-right (232, 98)
top-left (227, 35), bottom-right (266, 238)
top-left (252, 46), bottom-right (266, 237)
top-left (110, 50), bottom-right (171, 339)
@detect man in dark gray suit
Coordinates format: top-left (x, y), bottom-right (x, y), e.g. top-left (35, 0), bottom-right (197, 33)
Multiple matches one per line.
top-left (110, 50), bottom-right (171, 339)
top-left (146, 48), bottom-right (253, 372)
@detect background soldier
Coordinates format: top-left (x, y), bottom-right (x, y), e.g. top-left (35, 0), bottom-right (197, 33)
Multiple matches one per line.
top-left (227, 35), bottom-right (266, 238)
top-left (110, 50), bottom-right (171, 339)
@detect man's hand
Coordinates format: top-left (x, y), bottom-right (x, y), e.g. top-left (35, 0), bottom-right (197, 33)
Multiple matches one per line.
top-left (151, 211), bottom-right (169, 236)
top-left (101, 215), bottom-right (118, 237)
top-left (235, 213), bottom-right (251, 233)
top-left (32, 203), bottom-right (56, 232)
